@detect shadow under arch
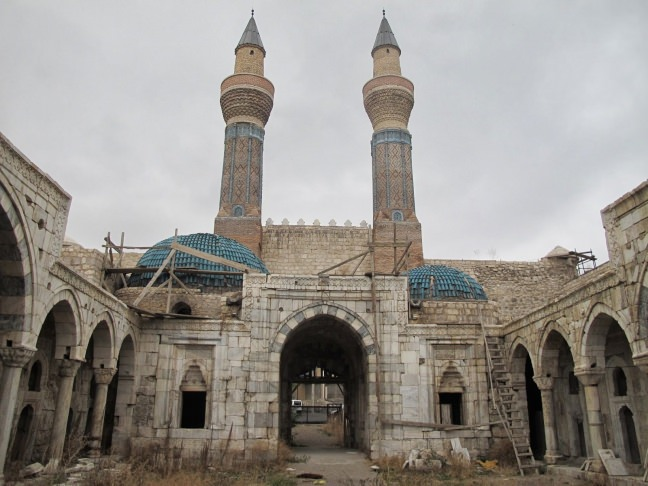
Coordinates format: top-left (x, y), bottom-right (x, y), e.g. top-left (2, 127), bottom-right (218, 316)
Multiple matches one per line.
top-left (580, 303), bottom-right (632, 366)
top-left (275, 304), bottom-right (373, 452)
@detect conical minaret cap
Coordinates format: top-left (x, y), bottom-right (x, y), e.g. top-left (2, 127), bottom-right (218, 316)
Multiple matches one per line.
top-left (372, 15), bottom-right (400, 55)
top-left (237, 14), bottom-right (265, 54)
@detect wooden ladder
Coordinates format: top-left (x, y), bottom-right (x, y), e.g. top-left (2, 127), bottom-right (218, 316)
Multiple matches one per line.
top-left (483, 333), bottom-right (538, 475)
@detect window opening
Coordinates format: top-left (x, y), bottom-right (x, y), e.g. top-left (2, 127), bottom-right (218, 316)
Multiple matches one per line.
top-left (172, 302), bottom-right (192, 315)
top-left (28, 361), bottom-right (42, 391)
top-left (181, 391), bottom-right (206, 428)
top-left (613, 367), bottom-right (627, 396)
top-left (233, 205), bottom-right (244, 217)
top-left (392, 210), bottom-right (403, 222)
top-left (568, 371), bottom-right (579, 395)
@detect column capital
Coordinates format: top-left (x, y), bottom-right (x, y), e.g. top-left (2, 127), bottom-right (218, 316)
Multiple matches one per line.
top-left (533, 376), bottom-right (555, 391)
top-left (93, 367), bottom-right (117, 384)
top-left (0, 345), bottom-right (36, 368)
top-left (574, 367), bottom-right (605, 386)
top-left (57, 359), bottom-right (83, 377)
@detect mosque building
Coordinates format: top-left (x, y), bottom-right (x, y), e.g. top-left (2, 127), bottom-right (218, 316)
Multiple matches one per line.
top-left (0, 12), bottom-right (647, 481)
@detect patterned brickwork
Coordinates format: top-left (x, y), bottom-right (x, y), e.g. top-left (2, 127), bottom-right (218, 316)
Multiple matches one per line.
top-left (221, 74), bottom-right (274, 96)
top-left (220, 87), bottom-right (273, 127)
top-left (363, 86), bottom-right (414, 131)
top-left (218, 128), bottom-right (264, 215)
top-left (372, 137), bottom-right (415, 218)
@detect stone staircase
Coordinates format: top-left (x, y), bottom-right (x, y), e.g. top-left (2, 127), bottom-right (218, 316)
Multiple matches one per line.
top-left (484, 335), bottom-right (538, 475)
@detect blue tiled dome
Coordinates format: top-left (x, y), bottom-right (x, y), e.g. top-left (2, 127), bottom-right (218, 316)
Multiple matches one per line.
top-left (408, 265), bottom-right (487, 301)
top-left (129, 233), bottom-right (268, 288)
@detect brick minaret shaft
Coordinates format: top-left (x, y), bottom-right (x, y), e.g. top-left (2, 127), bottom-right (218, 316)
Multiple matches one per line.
top-left (363, 13), bottom-right (424, 273)
top-left (214, 13), bottom-right (274, 256)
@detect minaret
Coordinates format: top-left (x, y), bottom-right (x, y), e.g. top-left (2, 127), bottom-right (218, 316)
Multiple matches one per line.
top-left (214, 11), bottom-right (274, 256)
top-left (363, 12), bottom-right (424, 273)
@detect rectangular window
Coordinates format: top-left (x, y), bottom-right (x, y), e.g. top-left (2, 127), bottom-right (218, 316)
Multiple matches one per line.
top-left (181, 391), bottom-right (206, 428)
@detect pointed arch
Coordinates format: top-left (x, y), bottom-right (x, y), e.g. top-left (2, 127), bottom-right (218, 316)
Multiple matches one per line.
top-left (38, 290), bottom-right (82, 359)
top-left (580, 303), bottom-right (632, 367)
top-left (0, 177), bottom-right (36, 341)
top-left (271, 302), bottom-right (375, 356)
top-left (538, 323), bottom-right (575, 377)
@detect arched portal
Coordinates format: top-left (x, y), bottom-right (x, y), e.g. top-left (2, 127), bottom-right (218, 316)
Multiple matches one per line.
top-left (511, 343), bottom-right (545, 459)
top-left (108, 335), bottom-right (136, 456)
top-left (540, 330), bottom-right (584, 458)
top-left (279, 315), bottom-right (368, 450)
top-left (0, 184), bottom-right (30, 338)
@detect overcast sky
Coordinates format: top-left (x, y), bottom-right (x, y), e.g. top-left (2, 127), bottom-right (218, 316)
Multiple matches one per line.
top-left (1, 1), bottom-right (646, 263)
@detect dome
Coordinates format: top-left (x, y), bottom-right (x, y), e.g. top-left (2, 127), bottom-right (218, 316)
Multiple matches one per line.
top-left (407, 265), bottom-right (487, 301)
top-left (128, 233), bottom-right (268, 288)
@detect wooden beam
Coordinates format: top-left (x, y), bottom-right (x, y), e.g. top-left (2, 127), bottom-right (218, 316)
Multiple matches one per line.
top-left (170, 242), bottom-right (257, 273)
top-left (133, 249), bottom-right (176, 306)
top-left (318, 251), bottom-right (371, 276)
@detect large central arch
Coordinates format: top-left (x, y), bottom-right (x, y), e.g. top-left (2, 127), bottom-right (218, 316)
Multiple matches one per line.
top-left (278, 313), bottom-right (369, 450)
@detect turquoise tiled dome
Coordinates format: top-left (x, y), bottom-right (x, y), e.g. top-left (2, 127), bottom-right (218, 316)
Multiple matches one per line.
top-left (129, 233), bottom-right (268, 288)
top-left (408, 265), bottom-right (487, 301)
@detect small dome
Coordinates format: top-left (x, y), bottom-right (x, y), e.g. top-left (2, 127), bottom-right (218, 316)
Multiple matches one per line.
top-left (408, 265), bottom-right (487, 301)
top-left (129, 233), bottom-right (268, 288)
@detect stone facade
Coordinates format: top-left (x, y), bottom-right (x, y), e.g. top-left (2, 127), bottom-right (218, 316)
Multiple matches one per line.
top-left (0, 12), bottom-right (647, 484)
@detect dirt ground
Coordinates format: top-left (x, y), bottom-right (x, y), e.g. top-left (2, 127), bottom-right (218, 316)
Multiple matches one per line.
top-left (287, 424), bottom-right (600, 485)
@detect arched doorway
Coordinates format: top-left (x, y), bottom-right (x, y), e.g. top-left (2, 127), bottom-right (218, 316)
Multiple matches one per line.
top-left (279, 315), bottom-right (368, 450)
top-left (510, 344), bottom-right (545, 459)
top-left (108, 335), bottom-right (135, 456)
top-left (583, 312), bottom-right (645, 460)
top-left (540, 330), bottom-right (585, 458)
top-left (10, 406), bottom-right (34, 461)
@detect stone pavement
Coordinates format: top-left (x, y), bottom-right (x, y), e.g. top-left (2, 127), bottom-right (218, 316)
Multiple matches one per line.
top-left (288, 424), bottom-right (376, 485)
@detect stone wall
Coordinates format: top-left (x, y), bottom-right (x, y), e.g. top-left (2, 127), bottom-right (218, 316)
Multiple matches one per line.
top-left (60, 242), bottom-right (105, 286)
top-left (262, 225), bottom-right (373, 275)
top-left (425, 258), bottom-right (578, 324)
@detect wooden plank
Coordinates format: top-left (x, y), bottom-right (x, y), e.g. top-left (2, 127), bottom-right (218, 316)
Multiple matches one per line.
top-left (170, 242), bottom-right (256, 273)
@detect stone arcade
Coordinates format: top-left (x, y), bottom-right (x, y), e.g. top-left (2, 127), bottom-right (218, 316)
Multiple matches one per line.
top-left (0, 12), bottom-right (647, 483)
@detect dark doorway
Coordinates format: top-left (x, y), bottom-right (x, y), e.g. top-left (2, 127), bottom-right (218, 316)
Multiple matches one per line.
top-left (11, 405), bottom-right (34, 461)
top-left (620, 406), bottom-right (640, 463)
top-left (279, 316), bottom-right (367, 450)
top-left (181, 391), bottom-right (206, 428)
top-left (439, 393), bottom-right (462, 425)
top-left (525, 358), bottom-right (546, 459)
top-left (102, 372), bottom-right (119, 452)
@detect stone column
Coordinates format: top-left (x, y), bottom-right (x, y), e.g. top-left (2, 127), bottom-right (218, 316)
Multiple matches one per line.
top-left (46, 359), bottom-right (82, 470)
top-left (533, 376), bottom-right (560, 464)
top-left (574, 368), bottom-right (606, 456)
top-left (0, 345), bottom-right (36, 484)
top-left (88, 368), bottom-right (117, 456)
